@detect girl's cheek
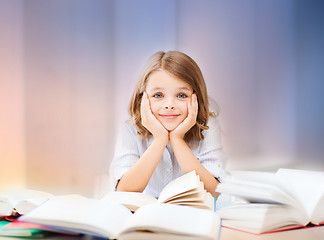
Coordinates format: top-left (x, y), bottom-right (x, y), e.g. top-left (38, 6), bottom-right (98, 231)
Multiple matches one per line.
top-left (150, 103), bottom-right (159, 115)
top-left (182, 102), bottom-right (189, 114)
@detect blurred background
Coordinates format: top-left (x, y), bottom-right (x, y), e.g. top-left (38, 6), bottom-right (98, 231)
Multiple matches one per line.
top-left (1, 0), bottom-right (323, 197)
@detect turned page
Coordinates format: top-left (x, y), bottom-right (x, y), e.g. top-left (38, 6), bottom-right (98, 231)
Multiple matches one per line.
top-left (276, 168), bottom-right (324, 224)
top-left (158, 171), bottom-right (200, 203)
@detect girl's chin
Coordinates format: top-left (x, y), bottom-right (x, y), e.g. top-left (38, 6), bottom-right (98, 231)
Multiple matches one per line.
top-left (160, 122), bottom-right (180, 132)
top-left (164, 127), bottom-right (176, 131)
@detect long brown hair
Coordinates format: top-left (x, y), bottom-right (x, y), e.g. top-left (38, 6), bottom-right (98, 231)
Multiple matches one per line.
top-left (129, 51), bottom-right (217, 145)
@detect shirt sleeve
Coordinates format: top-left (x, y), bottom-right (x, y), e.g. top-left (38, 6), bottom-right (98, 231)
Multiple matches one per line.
top-left (194, 116), bottom-right (227, 183)
top-left (109, 122), bottom-right (141, 190)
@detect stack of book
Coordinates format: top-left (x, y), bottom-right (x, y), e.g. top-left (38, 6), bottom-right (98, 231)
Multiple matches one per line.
top-left (216, 168), bottom-right (324, 234)
top-left (0, 188), bottom-right (54, 237)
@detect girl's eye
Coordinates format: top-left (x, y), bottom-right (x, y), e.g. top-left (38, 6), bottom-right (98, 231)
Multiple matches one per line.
top-left (177, 93), bottom-right (188, 99)
top-left (153, 93), bottom-right (163, 98)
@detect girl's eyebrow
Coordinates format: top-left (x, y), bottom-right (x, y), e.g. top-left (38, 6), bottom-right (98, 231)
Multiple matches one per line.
top-left (150, 87), bottom-right (164, 91)
top-left (150, 87), bottom-right (192, 91)
top-left (178, 87), bottom-right (192, 91)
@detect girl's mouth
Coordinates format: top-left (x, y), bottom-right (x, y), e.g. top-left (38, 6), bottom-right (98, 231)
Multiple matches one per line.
top-left (159, 114), bottom-right (180, 119)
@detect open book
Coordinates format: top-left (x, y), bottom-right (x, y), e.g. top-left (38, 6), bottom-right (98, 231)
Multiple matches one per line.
top-left (0, 188), bottom-right (53, 216)
top-left (103, 170), bottom-right (214, 211)
top-left (20, 194), bottom-right (221, 240)
top-left (216, 168), bottom-right (324, 234)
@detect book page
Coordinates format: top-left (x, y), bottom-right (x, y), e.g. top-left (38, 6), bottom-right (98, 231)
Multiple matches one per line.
top-left (101, 191), bottom-right (157, 211)
top-left (276, 168), bottom-right (324, 221)
top-left (1, 188), bottom-right (54, 215)
top-left (217, 170), bottom-right (299, 207)
top-left (158, 171), bottom-right (199, 203)
top-left (163, 181), bottom-right (204, 203)
top-left (118, 204), bottom-right (220, 239)
top-left (166, 192), bottom-right (204, 204)
top-left (20, 194), bottom-right (132, 239)
top-left (227, 170), bottom-right (276, 185)
top-left (311, 194), bottom-right (324, 224)
top-left (0, 198), bottom-right (13, 215)
top-left (2, 188), bottom-right (54, 205)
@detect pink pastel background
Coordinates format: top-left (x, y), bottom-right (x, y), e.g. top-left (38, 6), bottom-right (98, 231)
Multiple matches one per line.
top-left (1, 0), bottom-right (323, 196)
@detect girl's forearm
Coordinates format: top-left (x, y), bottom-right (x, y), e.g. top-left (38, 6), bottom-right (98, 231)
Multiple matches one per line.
top-left (116, 137), bottom-right (167, 192)
top-left (170, 138), bottom-right (220, 198)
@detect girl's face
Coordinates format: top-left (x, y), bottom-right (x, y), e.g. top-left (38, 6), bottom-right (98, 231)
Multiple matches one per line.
top-left (145, 70), bottom-right (194, 131)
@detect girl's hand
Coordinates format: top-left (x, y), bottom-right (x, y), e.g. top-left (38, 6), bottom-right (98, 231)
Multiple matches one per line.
top-left (170, 93), bottom-right (198, 141)
top-left (141, 92), bottom-right (169, 143)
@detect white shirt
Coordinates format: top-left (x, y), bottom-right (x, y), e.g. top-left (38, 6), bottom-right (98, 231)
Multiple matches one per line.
top-left (110, 116), bottom-right (227, 198)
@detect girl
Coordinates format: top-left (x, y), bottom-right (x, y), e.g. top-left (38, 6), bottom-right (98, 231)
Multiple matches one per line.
top-left (110, 51), bottom-right (226, 198)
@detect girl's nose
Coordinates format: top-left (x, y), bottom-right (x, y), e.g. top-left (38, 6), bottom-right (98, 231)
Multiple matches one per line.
top-left (164, 98), bottom-right (175, 110)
